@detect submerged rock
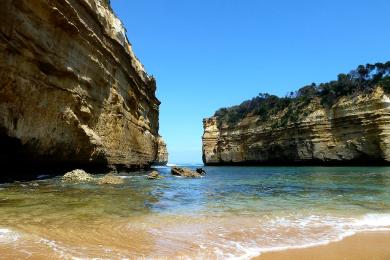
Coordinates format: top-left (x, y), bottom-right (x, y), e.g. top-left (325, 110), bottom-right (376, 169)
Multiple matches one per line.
top-left (171, 167), bottom-right (201, 178)
top-left (61, 169), bottom-right (94, 183)
top-left (97, 175), bottom-right (124, 185)
top-left (147, 171), bottom-right (164, 180)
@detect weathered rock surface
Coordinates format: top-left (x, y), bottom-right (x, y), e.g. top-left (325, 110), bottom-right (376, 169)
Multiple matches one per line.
top-left (97, 174), bottom-right (124, 185)
top-left (61, 169), bottom-right (94, 183)
top-left (171, 167), bottom-right (201, 178)
top-left (147, 170), bottom-right (164, 180)
top-left (62, 169), bottom-right (123, 184)
top-left (153, 137), bottom-right (169, 165)
top-left (0, 0), bottom-right (164, 173)
top-left (203, 87), bottom-right (390, 165)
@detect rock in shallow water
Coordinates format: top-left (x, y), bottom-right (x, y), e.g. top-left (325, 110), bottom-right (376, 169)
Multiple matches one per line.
top-left (61, 169), bottom-right (94, 183)
top-left (62, 170), bottom-right (123, 185)
top-left (147, 171), bottom-right (164, 180)
top-left (97, 175), bottom-right (124, 185)
top-left (171, 167), bottom-right (201, 178)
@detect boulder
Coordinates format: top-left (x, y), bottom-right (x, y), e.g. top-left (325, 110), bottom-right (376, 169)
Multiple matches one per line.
top-left (147, 171), bottom-right (164, 180)
top-left (97, 174), bottom-right (124, 185)
top-left (61, 169), bottom-right (94, 183)
top-left (62, 170), bottom-right (124, 185)
top-left (171, 167), bottom-right (201, 178)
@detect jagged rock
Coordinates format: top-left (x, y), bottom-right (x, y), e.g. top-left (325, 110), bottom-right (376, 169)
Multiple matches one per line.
top-left (0, 0), bottom-right (165, 174)
top-left (61, 169), bottom-right (94, 183)
top-left (97, 174), bottom-right (124, 185)
top-left (147, 171), bottom-right (164, 180)
top-left (203, 87), bottom-right (390, 165)
top-left (171, 167), bottom-right (201, 178)
top-left (196, 168), bottom-right (206, 175)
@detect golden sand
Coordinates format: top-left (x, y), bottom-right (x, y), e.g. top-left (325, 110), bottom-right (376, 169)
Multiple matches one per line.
top-left (1, 216), bottom-right (389, 259)
top-left (254, 231), bottom-right (390, 260)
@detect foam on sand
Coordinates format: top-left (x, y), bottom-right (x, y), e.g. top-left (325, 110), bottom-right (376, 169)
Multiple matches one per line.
top-left (0, 228), bottom-right (19, 242)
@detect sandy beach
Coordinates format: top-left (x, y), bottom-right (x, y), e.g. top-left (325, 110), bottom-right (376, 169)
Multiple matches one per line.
top-left (255, 231), bottom-right (390, 260)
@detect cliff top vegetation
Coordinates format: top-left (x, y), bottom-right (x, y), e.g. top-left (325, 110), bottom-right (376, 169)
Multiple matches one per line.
top-left (214, 62), bottom-right (390, 127)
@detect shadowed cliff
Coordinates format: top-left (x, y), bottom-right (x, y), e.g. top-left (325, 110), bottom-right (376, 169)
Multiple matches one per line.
top-left (0, 0), bottom-right (167, 179)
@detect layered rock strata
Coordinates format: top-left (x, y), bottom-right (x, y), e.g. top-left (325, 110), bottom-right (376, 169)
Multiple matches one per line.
top-left (0, 0), bottom-right (165, 174)
top-left (171, 167), bottom-right (201, 178)
top-left (203, 88), bottom-right (390, 165)
top-left (154, 136), bottom-right (169, 165)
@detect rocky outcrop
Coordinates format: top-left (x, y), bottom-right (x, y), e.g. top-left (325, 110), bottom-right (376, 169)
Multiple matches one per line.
top-left (0, 0), bottom-right (164, 173)
top-left (61, 169), bottom-right (94, 183)
top-left (171, 167), bottom-right (201, 178)
top-left (203, 87), bottom-right (390, 165)
top-left (62, 169), bottom-right (123, 184)
top-left (97, 174), bottom-right (124, 185)
top-left (154, 137), bottom-right (168, 165)
top-left (147, 170), bottom-right (164, 180)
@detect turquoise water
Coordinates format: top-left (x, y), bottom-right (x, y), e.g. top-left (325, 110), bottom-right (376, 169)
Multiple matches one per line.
top-left (0, 166), bottom-right (389, 258)
top-left (156, 166), bottom-right (390, 215)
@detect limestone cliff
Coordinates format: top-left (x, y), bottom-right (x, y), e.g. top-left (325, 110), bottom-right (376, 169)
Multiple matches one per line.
top-left (0, 0), bottom-right (165, 172)
top-left (154, 136), bottom-right (169, 165)
top-left (203, 87), bottom-right (390, 165)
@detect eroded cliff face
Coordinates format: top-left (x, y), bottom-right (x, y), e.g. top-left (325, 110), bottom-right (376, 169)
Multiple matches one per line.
top-left (154, 137), bottom-right (169, 165)
top-left (0, 0), bottom-right (165, 172)
top-left (203, 88), bottom-right (390, 165)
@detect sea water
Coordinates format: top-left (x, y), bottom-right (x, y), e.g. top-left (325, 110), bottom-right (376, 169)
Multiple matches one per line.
top-left (0, 166), bottom-right (389, 259)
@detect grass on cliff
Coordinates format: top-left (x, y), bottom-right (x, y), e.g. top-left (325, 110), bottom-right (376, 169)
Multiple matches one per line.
top-left (214, 62), bottom-right (390, 127)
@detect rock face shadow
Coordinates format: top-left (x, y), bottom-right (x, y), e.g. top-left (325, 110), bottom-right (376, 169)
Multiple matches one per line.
top-left (0, 0), bottom-right (166, 180)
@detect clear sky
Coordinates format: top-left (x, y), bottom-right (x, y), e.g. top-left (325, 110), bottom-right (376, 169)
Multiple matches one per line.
top-left (111, 0), bottom-right (390, 164)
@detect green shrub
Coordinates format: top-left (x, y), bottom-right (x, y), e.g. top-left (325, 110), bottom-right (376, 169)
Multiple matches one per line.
top-left (215, 61), bottom-right (390, 127)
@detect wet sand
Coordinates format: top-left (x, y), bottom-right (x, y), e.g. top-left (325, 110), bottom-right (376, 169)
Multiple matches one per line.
top-left (254, 231), bottom-right (390, 260)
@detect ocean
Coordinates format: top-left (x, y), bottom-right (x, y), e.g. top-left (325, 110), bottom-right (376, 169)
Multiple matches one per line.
top-left (0, 165), bottom-right (389, 259)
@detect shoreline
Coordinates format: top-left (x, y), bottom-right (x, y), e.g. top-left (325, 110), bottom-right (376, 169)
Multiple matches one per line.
top-left (253, 231), bottom-right (390, 260)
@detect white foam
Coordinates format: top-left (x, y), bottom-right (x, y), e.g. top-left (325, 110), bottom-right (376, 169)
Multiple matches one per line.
top-left (0, 228), bottom-right (12, 235)
top-left (39, 238), bottom-right (67, 257)
top-left (118, 175), bottom-right (149, 179)
top-left (200, 213), bottom-right (390, 259)
top-left (151, 165), bottom-right (170, 169)
top-left (0, 228), bottom-right (20, 242)
top-left (167, 163), bottom-right (204, 167)
top-left (353, 213), bottom-right (390, 228)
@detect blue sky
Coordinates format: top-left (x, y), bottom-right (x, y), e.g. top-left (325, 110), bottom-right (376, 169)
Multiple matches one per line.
top-left (111, 0), bottom-right (390, 164)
